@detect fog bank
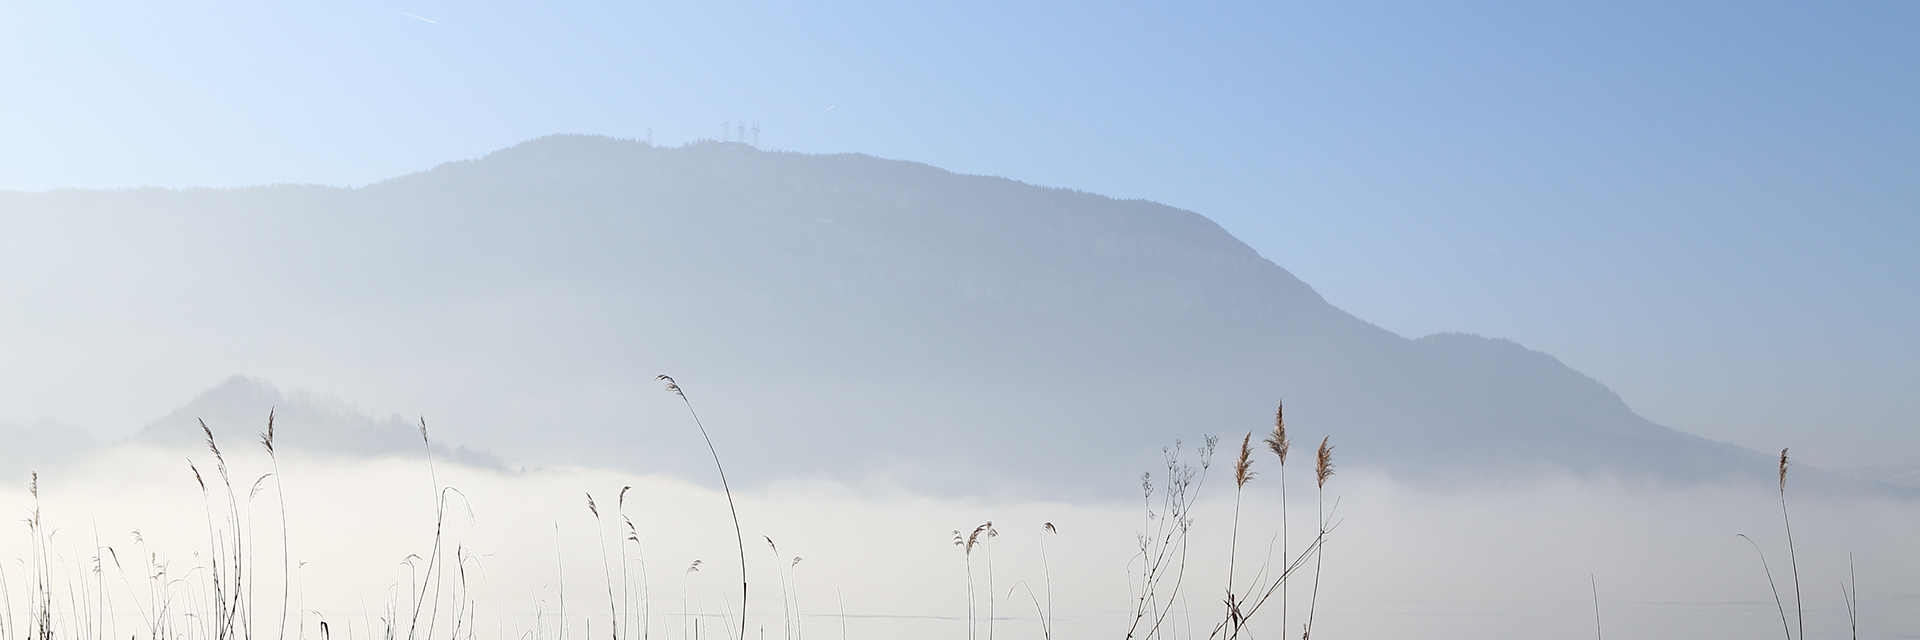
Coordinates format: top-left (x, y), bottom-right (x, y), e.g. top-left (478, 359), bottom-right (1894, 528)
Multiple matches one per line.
top-left (2, 443), bottom-right (1910, 640)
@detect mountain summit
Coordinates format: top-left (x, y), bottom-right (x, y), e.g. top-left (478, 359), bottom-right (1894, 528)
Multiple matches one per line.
top-left (1, 135), bottom-right (1765, 495)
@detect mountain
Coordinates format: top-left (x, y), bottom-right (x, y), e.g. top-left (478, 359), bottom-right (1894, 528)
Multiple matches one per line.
top-left (0, 135), bottom-right (1776, 496)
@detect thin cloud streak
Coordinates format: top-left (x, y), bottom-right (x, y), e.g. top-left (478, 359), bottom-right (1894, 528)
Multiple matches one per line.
top-left (382, 7), bottom-right (437, 24)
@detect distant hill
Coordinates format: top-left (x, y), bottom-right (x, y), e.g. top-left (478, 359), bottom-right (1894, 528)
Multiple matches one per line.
top-left (132, 376), bottom-right (508, 472)
top-left (0, 136), bottom-right (1786, 495)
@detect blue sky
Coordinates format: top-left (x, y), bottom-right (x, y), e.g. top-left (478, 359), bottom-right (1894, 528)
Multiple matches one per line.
top-left (1, 0), bottom-right (1915, 467)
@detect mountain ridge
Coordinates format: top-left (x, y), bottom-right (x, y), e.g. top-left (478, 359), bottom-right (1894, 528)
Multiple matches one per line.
top-left (0, 135), bottom-right (1805, 496)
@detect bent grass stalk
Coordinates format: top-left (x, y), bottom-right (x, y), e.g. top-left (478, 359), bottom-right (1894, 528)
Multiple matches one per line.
top-left (657, 376), bottom-right (746, 640)
top-left (1738, 534), bottom-right (1792, 640)
top-left (1778, 449), bottom-right (1803, 640)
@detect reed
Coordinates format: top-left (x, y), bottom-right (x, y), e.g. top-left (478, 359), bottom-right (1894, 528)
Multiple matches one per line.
top-left (1039, 523), bottom-right (1055, 640)
top-left (588, 495), bottom-right (617, 640)
top-left (1262, 403), bottom-right (1289, 640)
top-left (1223, 433), bottom-right (1253, 638)
top-left (1778, 449), bottom-right (1803, 640)
top-left (1303, 436), bottom-right (1332, 640)
top-left (1840, 555), bottom-right (1857, 640)
top-left (1590, 575), bottom-right (1601, 640)
top-left (1737, 534), bottom-right (1791, 639)
top-left (260, 410), bottom-right (292, 640)
top-left (760, 538), bottom-right (788, 640)
top-left (617, 487), bottom-right (649, 640)
top-left (6, 388), bottom-right (1377, 640)
top-left (657, 376), bottom-right (746, 640)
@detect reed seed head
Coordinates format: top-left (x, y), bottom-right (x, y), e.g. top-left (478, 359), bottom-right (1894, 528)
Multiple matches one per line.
top-left (1044, 522), bottom-right (1057, 534)
top-left (1315, 436), bottom-right (1334, 489)
top-left (250, 473), bottom-right (271, 500)
top-left (657, 374), bottom-right (684, 398)
top-left (1234, 432), bottom-right (1255, 489)
top-left (1265, 401), bottom-right (1290, 463)
top-left (29, 471), bottom-right (36, 499)
top-left (259, 408), bottom-right (276, 456)
top-left (965, 522), bottom-right (992, 554)
top-left (1778, 448), bottom-right (1790, 491)
top-left (198, 419), bottom-right (223, 463)
top-left (586, 493), bottom-right (599, 519)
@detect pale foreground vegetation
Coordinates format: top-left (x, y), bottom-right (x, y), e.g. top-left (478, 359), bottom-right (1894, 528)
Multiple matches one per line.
top-left (0, 391), bottom-right (1908, 640)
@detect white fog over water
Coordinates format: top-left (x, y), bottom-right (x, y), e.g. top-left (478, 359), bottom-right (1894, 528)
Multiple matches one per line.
top-left (5, 440), bottom-right (1912, 640)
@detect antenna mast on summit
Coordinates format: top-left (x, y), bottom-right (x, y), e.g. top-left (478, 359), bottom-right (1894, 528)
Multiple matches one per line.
top-left (752, 123), bottom-right (760, 147)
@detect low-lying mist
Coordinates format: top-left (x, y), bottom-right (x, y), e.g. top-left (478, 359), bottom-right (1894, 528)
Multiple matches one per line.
top-left (4, 438), bottom-right (1911, 640)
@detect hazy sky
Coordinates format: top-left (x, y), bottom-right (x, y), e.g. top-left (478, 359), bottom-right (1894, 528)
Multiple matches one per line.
top-left (1, 1), bottom-right (1915, 468)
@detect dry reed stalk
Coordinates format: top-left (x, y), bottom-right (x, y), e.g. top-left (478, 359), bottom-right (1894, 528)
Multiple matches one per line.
top-left (589, 494), bottom-right (619, 640)
top-left (983, 523), bottom-right (997, 640)
top-left (955, 523), bottom-right (992, 640)
top-left (619, 487), bottom-right (648, 640)
top-left (658, 375), bottom-right (746, 640)
top-left (1778, 449), bottom-right (1803, 640)
top-left (556, 522), bottom-right (569, 640)
top-left (406, 419), bottom-right (450, 640)
top-left (1040, 523), bottom-right (1056, 640)
top-left (1223, 433), bottom-right (1254, 639)
top-left (1303, 437), bottom-right (1332, 640)
top-left (1841, 554), bottom-right (1857, 640)
top-left (1263, 401), bottom-right (1290, 639)
top-left (762, 538), bottom-right (790, 640)
top-left (260, 409), bottom-right (292, 640)
top-left (1590, 575), bottom-right (1601, 640)
top-left (787, 556), bottom-right (803, 640)
top-left (1737, 533), bottom-right (1792, 640)
top-left (681, 561), bottom-right (701, 640)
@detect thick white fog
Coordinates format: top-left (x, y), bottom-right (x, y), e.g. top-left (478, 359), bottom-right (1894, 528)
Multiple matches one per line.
top-left (3, 440), bottom-right (1911, 640)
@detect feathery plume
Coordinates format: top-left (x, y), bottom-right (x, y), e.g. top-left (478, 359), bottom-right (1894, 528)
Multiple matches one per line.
top-left (1265, 401), bottom-right (1290, 462)
top-left (199, 418), bottom-right (223, 465)
top-left (1315, 437), bottom-right (1334, 489)
top-left (1234, 432), bottom-right (1255, 489)
top-left (259, 408), bottom-right (276, 455)
top-left (1778, 448), bottom-right (1790, 491)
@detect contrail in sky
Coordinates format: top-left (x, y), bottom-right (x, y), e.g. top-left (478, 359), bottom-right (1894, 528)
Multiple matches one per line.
top-left (820, 106), bottom-right (836, 115)
top-left (383, 7), bottom-right (437, 23)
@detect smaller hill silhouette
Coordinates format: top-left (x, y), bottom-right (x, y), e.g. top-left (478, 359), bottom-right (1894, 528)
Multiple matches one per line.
top-left (132, 376), bottom-right (508, 471)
